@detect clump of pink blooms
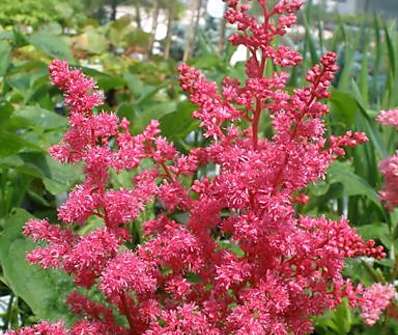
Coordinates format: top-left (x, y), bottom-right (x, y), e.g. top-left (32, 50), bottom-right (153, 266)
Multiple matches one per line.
top-left (377, 109), bottom-right (398, 209)
top-left (8, 1), bottom-right (395, 334)
top-left (360, 283), bottom-right (396, 326)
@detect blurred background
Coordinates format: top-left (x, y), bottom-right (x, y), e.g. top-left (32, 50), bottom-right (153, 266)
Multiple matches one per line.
top-left (3, 0), bottom-right (398, 334)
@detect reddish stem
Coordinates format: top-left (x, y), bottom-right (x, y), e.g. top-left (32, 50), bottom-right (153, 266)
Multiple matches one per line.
top-left (251, 4), bottom-right (270, 150)
top-left (145, 142), bottom-right (175, 182)
top-left (159, 161), bottom-right (175, 181)
top-left (251, 54), bottom-right (267, 149)
top-left (120, 293), bottom-right (135, 335)
top-left (252, 98), bottom-right (262, 150)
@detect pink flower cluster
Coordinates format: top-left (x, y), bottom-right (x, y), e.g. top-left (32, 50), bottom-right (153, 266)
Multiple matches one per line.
top-left (9, 1), bottom-right (393, 334)
top-left (377, 109), bottom-right (398, 128)
top-left (377, 109), bottom-right (398, 208)
top-left (360, 283), bottom-right (396, 326)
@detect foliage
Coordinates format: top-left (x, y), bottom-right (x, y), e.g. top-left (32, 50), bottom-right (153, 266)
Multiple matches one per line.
top-left (0, 0), bottom-right (84, 28)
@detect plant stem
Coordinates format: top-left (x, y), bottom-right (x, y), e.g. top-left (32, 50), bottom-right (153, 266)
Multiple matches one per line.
top-left (252, 98), bottom-right (262, 150)
top-left (3, 293), bottom-right (14, 331)
top-left (120, 293), bottom-right (134, 335)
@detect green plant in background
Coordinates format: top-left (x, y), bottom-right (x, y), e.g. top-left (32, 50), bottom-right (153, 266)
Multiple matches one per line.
top-left (0, 0), bottom-right (85, 29)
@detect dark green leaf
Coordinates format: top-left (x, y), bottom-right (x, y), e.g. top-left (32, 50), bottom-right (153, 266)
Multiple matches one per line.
top-left (0, 209), bottom-right (73, 322)
top-left (0, 40), bottom-right (12, 77)
top-left (160, 101), bottom-right (198, 141)
top-left (0, 101), bottom-right (13, 123)
top-left (0, 132), bottom-right (40, 157)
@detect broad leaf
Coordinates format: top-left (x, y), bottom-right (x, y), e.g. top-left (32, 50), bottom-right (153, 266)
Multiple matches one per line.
top-left (28, 31), bottom-right (74, 62)
top-left (328, 161), bottom-right (382, 208)
top-left (0, 132), bottom-right (40, 157)
top-left (330, 90), bottom-right (358, 127)
top-left (14, 106), bottom-right (66, 130)
top-left (0, 209), bottom-right (73, 322)
top-left (20, 153), bottom-right (82, 195)
top-left (160, 101), bottom-right (197, 140)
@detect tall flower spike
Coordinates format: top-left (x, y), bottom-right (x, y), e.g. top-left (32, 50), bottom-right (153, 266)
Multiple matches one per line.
top-left (49, 60), bottom-right (103, 115)
top-left (14, 1), bottom-right (388, 334)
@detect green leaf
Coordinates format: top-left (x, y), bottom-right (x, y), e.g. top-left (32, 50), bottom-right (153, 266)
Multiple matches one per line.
top-left (309, 181), bottom-right (330, 197)
top-left (384, 23), bottom-right (396, 77)
top-left (42, 159), bottom-right (81, 193)
top-left (0, 132), bottom-right (40, 157)
top-left (81, 67), bottom-right (125, 91)
top-left (302, 13), bottom-right (319, 65)
top-left (13, 106), bottom-right (66, 130)
top-left (160, 101), bottom-right (197, 141)
top-left (0, 40), bottom-right (12, 77)
top-left (74, 28), bottom-right (108, 54)
top-left (123, 72), bottom-right (144, 99)
top-left (315, 299), bottom-right (352, 335)
top-left (109, 15), bottom-right (132, 32)
top-left (357, 223), bottom-right (389, 241)
top-left (0, 101), bottom-right (13, 124)
top-left (328, 161), bottom-right (382, 208)
top-left (373, 15), bottom-right (383, 73)
top-left (131, 101), bottom-right (177, 135)
top-left (329, 90), bottom-right (358, 127)
top-left (336, 46), bottom-right (355, 91)
top-left (352, 80), bottom-right (388, 159)
top-left (38, 22), bottom-right (63, 35)
top-left (20, 153), bottom-right (82, 195)
top-left (334, 299), bottom-right (352, 334)
top-left (192, 54), bottom-right (222, 70)
top-left (6, 72), bottom-right (32, 95)
top-left (357, 223), bottom-right (392, 250)
top-left (358, 51), bottom-right (369, 107)
top-left (0, 209), bottom-right (73, 322)
top-left (218, 240), bottom-right (245, 258)
top-left (28, 31), bottom-right (74, 62)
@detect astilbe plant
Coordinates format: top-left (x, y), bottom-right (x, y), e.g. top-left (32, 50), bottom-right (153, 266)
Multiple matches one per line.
top-left (7, 1), bottom-right (396, 334)
top-left (377, 109), bottom-right (398, 209)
